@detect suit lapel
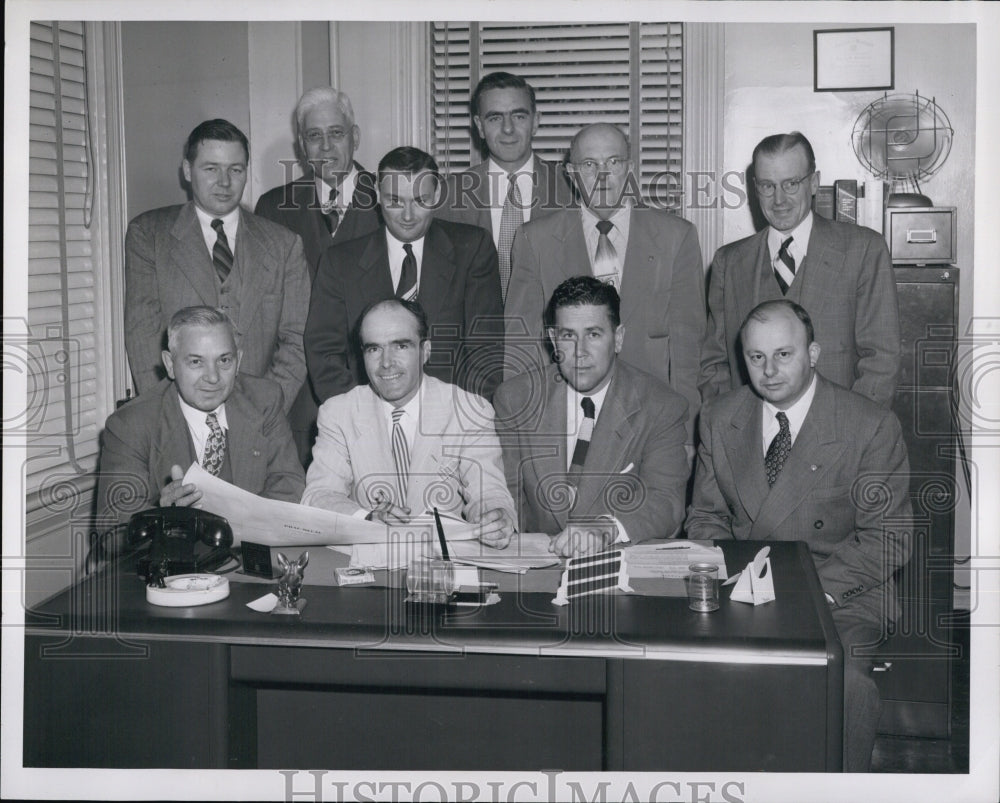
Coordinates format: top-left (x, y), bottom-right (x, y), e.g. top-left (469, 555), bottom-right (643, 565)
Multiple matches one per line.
top-left (151, 384), bottom-right (197, 489)
top-left (350, 387), bottom-right (395, 508)
top-left (359, 230), bottom-right (396, 298)
top-left (749, 378), bottom-right (847, 538)
top-left (169, 203), bottom-right (217, 305)
top-left (226, 379), bottom-right (267, 493)
top-left (235, 209), bottom-right (275, 304)
top-left (548, 212), bottom-right (590, 286)
top-left (404, 378), bottom-right (453, 513)
top-left (791, 215), bottom-right (841, 306)
top-left (721, 390), bottom-right (770, 522)
top-left (618, 209), bottom-right (660, 328)
top-left (535, 369), bottom-right (571, 530)
top-left (418, 222), bottom-right (457, 314)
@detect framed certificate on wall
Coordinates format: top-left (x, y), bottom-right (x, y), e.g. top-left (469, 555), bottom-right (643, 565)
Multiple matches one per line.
top-left (814, 27), bottom-right (894, 92)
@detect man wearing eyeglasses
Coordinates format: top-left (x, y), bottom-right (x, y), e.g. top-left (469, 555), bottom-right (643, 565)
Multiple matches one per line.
top-left (699, 132), bottom-right (899, 407)
top-left (255, 88), bottom-right (382, 466)
top-left (504, 122), bottom-right (705, 446)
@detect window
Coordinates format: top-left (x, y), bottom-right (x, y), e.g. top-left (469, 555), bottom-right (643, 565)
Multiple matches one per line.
top-left (431, 22), bottom-right (683, 208)
top-left (23, 21), bottom-right (124, 556)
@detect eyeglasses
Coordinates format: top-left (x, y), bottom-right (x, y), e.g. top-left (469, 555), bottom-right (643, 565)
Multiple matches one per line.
top-left (570, 157), bottom-right (629, 176)
top-left (304, 128), bottom-right (350, 145)
top-left (754, 172), bottom-right (814, 197)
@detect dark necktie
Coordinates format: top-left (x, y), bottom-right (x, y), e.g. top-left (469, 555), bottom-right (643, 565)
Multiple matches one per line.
top-left (321, 186), bottom-right (340, 235)
top-left (774, 236), bottom-right (795, 294)
top-left (390, 408), bottom-right (409, 505)
top-left (764, 411), bottom-right (791, 487)
top-left (594, 219), bottom-right (620, 289)
top-left (497, 172), bottom-right (523, 302)
top-left (397, 243), bottom-right (417, 300)
top-left (211, 218), bottom-right (233, 284)
top-left (568, 396), bottom-right (596, 484)
top-left (203, 412), bottom-right (226, 477)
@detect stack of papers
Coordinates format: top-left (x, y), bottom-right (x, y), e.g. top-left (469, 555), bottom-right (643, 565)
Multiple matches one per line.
top-left (622, 541), bottom-right (728, 580)
top-left (337, 531), bottom-right (559, 572)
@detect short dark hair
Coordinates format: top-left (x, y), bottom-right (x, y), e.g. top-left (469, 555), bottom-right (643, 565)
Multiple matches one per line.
top-left (357, 297), bottom-right (429, 344)
top-left (377, 146), bottom-right (440, 187)
top-left (471, 71), bottom-right (536, 116)
top-left (751, 132), bottom-right (816, 174)
top-left (166, 306), bottom-right (237, 353)
top-left (739, 299), bottom-right (815, 347)
top-left (544, 275), bottom-right (621, 329)
top-left (183, 119), bottom-right (250, 164)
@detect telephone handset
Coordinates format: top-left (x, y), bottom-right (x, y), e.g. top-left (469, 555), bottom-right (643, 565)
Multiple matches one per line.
top-left (128, 507), bottom-right (234, 586)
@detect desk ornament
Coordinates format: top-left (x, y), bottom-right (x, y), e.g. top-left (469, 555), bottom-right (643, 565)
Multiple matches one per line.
top-left (724, 546), bottom-right (775, 606)
top-left (273, 551), bottom-right (309, 614)
top-left (552, 549), bottom-right (632, 606)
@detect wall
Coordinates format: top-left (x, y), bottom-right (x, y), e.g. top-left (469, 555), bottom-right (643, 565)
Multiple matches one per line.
top-left (722, 23), bottom-right (978, 585)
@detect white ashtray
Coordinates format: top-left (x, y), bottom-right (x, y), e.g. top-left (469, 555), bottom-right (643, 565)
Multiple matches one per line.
top-left (146, 573), bottom-right (230, 607)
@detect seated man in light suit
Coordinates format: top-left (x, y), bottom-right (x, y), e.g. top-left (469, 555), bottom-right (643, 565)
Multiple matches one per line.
top-left (494, 276), bottom-right (690, 558)
top-left (436, 71), bottom-right (573, 302)
top-left (504, 123), bottom-right (705, 444)
top-left (699, 131), bottom-right (900, 407)
top-left (686, 298), bottom-right (912, 772)
top-left (302, 298), bottom-right (516, 548)
top-left (125, 119), bottom-right (310, 413)
top-left (97, 306), bottom-right (304, 528)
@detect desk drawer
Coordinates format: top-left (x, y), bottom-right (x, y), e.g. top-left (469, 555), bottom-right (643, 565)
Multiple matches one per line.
top-left (231, 645), bottom-right (606, 694)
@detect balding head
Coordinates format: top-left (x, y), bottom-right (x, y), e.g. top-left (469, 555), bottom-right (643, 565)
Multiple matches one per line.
top-left (567, 124), bottom-right (635, 219)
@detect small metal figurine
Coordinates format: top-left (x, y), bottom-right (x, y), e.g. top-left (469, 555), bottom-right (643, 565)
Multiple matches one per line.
top-left (273, 551), bottom-right (309, 615)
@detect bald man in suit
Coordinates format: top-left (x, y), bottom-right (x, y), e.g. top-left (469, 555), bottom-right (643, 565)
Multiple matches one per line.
top-left (687, 299), bottom-right (911, 771)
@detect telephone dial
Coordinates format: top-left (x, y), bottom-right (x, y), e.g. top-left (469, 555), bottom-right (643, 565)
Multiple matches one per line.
top-left (128, 507), bottom-right (234, 586)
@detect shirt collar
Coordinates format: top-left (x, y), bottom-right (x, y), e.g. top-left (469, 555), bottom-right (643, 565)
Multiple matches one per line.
top-left (567, 369), bottom-right (614, 422)
top-left (762, 371), bottom-right (817, 437)
top-left (581, 199), bottom-right (632, 230)
top-left (487, 155), bottom-right (534, 177)
top-left (768, 211), bottom-right (814, 258)
top-left (176, 392), bottom-right (228, 431)
top-left (193, 203), bottom-right (240, 230)
top-left (317, 165), bottom-right (358, 208)
top-left (380, 381), bottom-right (422, 421)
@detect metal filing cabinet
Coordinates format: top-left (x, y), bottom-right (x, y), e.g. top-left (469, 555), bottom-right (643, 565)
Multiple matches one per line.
top-left (873, 264), bottom-right (959, 738)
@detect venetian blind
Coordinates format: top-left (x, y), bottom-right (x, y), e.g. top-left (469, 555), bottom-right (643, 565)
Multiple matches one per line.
top-left (25, 21), bottom-right (102, 517)
top-left (431, 22), bottom-right (683, 208)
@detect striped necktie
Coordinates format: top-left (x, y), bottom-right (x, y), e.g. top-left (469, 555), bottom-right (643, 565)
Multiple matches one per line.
top-left (396, 243), bottom-right (417, 300)
top-left (774, 236), bottom-right (796, 294)
top-left (390, 408), bottom-right (409, 506)
top-left (496, 172), bottom-right (523, 302)
top-left (203, 412), bottom-right (226, 476)
top-left (567, 396), bottom-right (596, 484)
top-left (321, 186), bottom-right (340, 235)
top-left (593, 219), bottom-right (620, 289)
top-left (211, 218), bottom-right (233, 284)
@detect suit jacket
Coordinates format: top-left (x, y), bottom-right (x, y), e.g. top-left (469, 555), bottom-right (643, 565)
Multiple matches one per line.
top-left (253, 165), bottom-right (382, 278)
top-left (254, 166), bottom-right (382, 461)
top-left (305, 219), bottom-right (504, 403)
top-left (504, 206), bottom-right (705, 439)
top-left (96, 375), bottom-right (305, 526)
top-left (124, 202), bottom-right (310, 412)
top-left (686, 375), bottom-right (912, 626)
top-left (699, 215), bottom-right (900, 407)
top-left (493, 361), bottom-right (690, 542)
top-left (302, 376), bottom-right (516, 524)
top-left (436, 155), bottom-right (574, 234)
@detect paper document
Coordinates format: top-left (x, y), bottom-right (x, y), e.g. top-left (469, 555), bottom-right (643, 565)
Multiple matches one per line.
top-left (182, 463), bottom-right (479, 546)
top-left (339, 531), bottom-right (559, 571)
top-left (622, 541), bottom-right (728, 580)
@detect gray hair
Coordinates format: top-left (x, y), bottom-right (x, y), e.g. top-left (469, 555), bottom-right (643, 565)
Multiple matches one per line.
top-left (166, 306), bottom-right (237, 354)
top-left (295, 87), bottom-right (356, 134)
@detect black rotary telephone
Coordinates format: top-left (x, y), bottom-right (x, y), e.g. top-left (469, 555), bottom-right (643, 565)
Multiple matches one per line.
top-left (127, 507), bottom-right (234, 587)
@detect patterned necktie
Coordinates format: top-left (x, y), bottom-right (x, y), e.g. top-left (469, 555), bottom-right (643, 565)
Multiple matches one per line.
top-left (390, 408), bottom-right (409, 505)
top-left (396, 243), bottom-right (418, 300)
top-left (203, 412), bottom-right (226, 477)
top-left (568, 396), bottom-right (596, 483)
top-left (496, 172), bottom-right (523, 303)
top-left (764, 411), bottom-right (791, 487)
top-left (774, 236), bottom-right (795, 294)
top-left (593, 219), bottom-right (620, 289)
top-left (321, 186), bottom-right (340, 235)
top-left (211, 218), bottom-right (233, 284)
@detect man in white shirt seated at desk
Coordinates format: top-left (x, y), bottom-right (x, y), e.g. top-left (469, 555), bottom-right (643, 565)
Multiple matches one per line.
top-left (302, 298), bottom-right (517, 549)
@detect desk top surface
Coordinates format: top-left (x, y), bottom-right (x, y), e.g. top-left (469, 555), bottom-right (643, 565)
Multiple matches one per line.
top-left (26, 540), bottom-right (840, 662)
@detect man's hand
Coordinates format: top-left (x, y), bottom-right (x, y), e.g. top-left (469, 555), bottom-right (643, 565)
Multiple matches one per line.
top-left (158, 464), bottom-right (203, 508)
top-left (366, 494), bottom-right (411, 524)
top-left (549, 522), bottom-right (616, 559)
top-left (475, 508), bottom-right (516, 550)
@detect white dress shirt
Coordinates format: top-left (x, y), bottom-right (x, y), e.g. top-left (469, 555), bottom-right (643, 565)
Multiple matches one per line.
top-left (176, 395), bottom-right (229, 465)
top-left (581, 202), bottom-right (632, 278)
top-left (767, 211), bottom-right (814, 275)
top-left (385, 230), bottom-right (426, 293)
top-left (317, 165), bottom-right (358, 216)
top-left (760, 372), bottom-right (818, 455)
top-left (486, 156), bottom-right (535, 248)
top-left (194, 204), bottom-right (240, 261)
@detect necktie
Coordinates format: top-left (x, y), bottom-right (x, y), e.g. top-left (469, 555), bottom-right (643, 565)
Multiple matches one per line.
top-left (390, 408), bottom-right (409, 505)
top-left (397, 243), bottom-right (417, 300)
top-left (568, 396), bottom-right (596, 483)
top-left (496, 173), bottom-right (523, 303)
top-left (774, 236), bottom-right (796, 294)
top-left (593, 219), bottom-right (620, 289)
top-left (211, 218), bottom-right (233, 284)
top-left (764, 411), bottom-right (791, 487)
top-left (203, 412), bottom-right (226, 477)
top-left (321, 186), bottom-right (340, 235)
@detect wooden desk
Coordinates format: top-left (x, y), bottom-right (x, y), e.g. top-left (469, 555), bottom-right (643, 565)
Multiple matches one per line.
top-left (23, 540), bottom-right (843, 771)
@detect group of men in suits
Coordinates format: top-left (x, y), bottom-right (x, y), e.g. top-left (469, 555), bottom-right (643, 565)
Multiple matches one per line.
top-left (106, 70), bottom-right (910, 771)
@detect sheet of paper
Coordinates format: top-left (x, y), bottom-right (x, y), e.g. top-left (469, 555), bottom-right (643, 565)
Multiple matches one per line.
top-left (622, 541), bottom-right (728, 580)
top-left (338, 531), bottom-right (559, 571)
top-left (182, 463), bottom-right (480, 546)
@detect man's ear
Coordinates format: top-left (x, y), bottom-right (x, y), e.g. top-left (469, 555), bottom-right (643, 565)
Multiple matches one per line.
top-left (473, 115), bottom-right (485, 140)
top-left (808, 341), bottom-right (821, 367)
top-left (236, 349), bottom-right (243, 373)
top-left (181, 160), bottom-right (192, 184)
top-left (351, 125), bottom-right (361, 152)
top-left (614, 324), bottom-right (625, 353)
top-left (530, 109), bottom-right (540, 137)
top-left (420, 339), bottom-right (431, 367)
top-left (809, 170), bottom-right (821, 196)
top-left (162, 350), bottom-right (175, 380)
